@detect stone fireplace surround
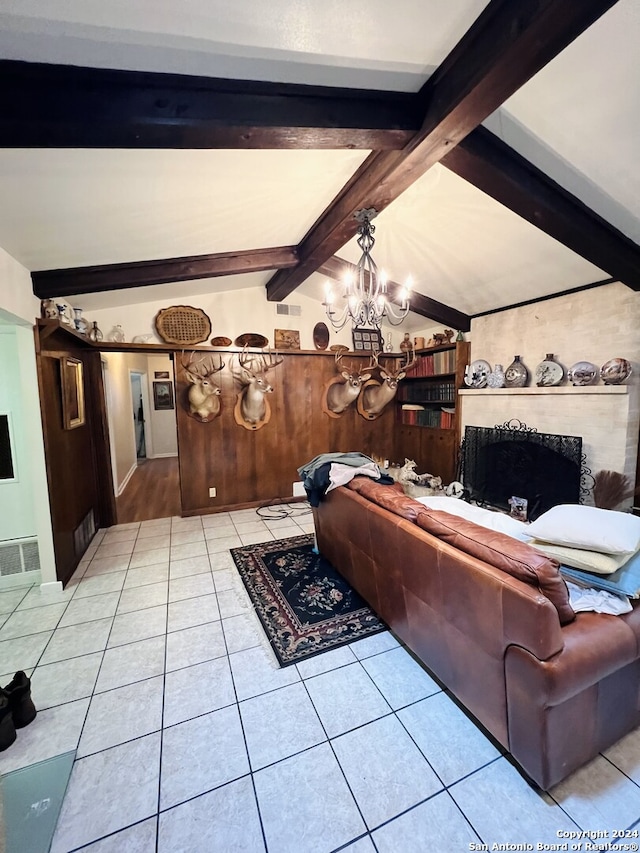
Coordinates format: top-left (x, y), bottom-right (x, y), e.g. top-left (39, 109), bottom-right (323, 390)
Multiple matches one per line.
top-left (459, 386), bottom-right (637, 507)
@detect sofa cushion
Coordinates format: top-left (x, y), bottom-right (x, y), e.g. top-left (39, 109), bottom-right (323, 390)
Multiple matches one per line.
top-left (347, 478), bottom-right (426, 523)
top-left (527, 504), bottom-right (640, 554)
top-left (415, 510), bottom-right (575, 625)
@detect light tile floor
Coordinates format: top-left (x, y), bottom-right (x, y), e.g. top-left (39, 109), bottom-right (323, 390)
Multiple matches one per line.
top-left (2, 505), bottom-right (640, 852)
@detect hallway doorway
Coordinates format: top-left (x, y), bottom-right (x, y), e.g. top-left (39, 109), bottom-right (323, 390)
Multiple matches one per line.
top-left (130, 372), bottom-right (146, 460)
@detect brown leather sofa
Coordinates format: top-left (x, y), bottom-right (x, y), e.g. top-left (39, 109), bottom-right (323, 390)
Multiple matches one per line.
top-left (312, 478), bottom-right (640, 790)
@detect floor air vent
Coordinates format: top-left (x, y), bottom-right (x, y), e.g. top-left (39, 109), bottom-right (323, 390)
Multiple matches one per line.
top-left (74, 509), bottom-right (97, 558)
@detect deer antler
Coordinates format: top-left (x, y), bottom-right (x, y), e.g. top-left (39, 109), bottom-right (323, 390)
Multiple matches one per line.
top-left (181, 351), bottom-right (224, 379)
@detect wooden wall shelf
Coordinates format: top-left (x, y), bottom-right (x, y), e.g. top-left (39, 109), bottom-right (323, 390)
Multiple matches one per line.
top-left (459, 386), bottom-right (628, 395)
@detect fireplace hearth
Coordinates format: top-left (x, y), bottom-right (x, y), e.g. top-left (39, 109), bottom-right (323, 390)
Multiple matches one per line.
top-left (460, 420), bottom-right (585, 521)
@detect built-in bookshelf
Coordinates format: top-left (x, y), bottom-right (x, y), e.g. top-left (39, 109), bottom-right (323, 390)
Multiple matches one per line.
top-left (395, 340), bottom-right (470, 483)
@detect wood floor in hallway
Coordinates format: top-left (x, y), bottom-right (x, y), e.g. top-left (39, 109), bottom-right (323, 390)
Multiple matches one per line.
top-left (116, 457), bottom-right (181, 523)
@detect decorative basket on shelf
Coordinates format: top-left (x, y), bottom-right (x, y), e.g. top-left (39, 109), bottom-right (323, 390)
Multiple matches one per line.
top-left (155, 306), bottom-right (212, 345)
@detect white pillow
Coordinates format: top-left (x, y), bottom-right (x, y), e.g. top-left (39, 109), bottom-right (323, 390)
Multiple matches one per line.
top-left (527, 504), bottom-right (640, 555)
top-left (415, 496), bottom-right (530, 541)
top-left (530, 540), bottom-right (634, 575)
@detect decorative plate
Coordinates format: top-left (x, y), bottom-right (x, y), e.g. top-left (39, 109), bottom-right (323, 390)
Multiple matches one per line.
top-left (535, 354), bottom-right (564, 387)
top-left (329, 344), bottom-right (349, 353)
top-left (234, 333), bottom-right (268, 348)
top-left (567, 361), bottom-right (598, 386)
top-left (313, 322), bottom-right (330, 350)
top-left (466, 359), bottom-right (491, 388)
top-left (155, 306), bottom-right (211, 345)
top-left (210, 336), bottom-right (232, 347)
top-left (600, 357), bottom-right (632, 385)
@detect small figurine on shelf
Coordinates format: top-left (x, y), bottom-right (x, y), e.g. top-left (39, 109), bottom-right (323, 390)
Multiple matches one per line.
top-left (399, 332), bottom-right (413, 354)
top-left (107, 325), bottom-right (125, 343)
top-left (456, 330), bottom-right (465, 342)
top-left (41, 299), bottom-right (58, 319)
top-left (385, 333), bottom-right (393, 353)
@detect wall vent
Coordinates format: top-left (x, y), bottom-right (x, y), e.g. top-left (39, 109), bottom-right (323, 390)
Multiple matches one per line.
top-left (275, 304), bottom-right (302, 317)
top-left (0, 538), bottom-right (40, 577)
top-left (74, 509), bottom-right (97, 558)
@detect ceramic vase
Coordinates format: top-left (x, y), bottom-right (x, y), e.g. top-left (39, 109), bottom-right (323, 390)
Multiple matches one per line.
top-left (504, 355), bottom-right (529, 388)
top-left (88, 321), bottom-right (103, 343)
top-left (486, 364), bottom-right (505, 388)
top-left (73, 308), bottom-right (89, 335)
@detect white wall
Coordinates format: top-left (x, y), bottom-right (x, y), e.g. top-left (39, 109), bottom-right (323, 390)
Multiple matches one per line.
top-left (0, 248), bottom-right (57, 586)
top-left (146, 354), bottom-right (178, 457)
top-left (461, 282), bottom-right (640, 494)
top-left (83, 285), bottom-right (455, 354)
top-left (101, 350), bottom-right (148, 492)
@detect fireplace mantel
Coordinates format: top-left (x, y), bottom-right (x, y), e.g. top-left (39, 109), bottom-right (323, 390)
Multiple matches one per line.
top-left (459, 386), bottom-right (628, 396)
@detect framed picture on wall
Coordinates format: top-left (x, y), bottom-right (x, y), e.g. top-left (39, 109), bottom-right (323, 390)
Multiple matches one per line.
top-left (60, 356), bottom-right (85, 429)
top-left (153, 381), bottom-right (174, 410)
top-left (154, 370), bottom-right (170, 379)
top-left (352, 327), bottom-right (383, 352)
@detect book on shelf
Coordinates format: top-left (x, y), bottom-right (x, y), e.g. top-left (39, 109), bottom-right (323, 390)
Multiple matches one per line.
top-left (408, 348), bottom-right (457, 377)
top-left (400, 406), bottom-right (455, 428)
top-left (397, 379), bottom-right (455, 403)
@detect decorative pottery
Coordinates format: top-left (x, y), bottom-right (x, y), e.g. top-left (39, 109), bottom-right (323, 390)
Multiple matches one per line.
top-left (88, 321), bottom-right (103, 342)
top-left (600, 357), bottom-right (632, 385)
top-left (535, 353), bottom-right (564, 387)
top-left (567, 361), bottom-right (598, 386)
top-left (456, 330), bottom-right (465, 342)
top-left (313, 322), bottom-right (330, 350)
top-left (464, 359), bottom-right (491, 388)
top-left (486, 364), bottom-right (506, 388)
top-left (131, 334), bottom-right (152, 343)
top-left (107, 324), bottom-right (125, 343)
top-left (56, 303), bottom-right (72, 325)
top-left (329, 344), bottom-right (349, 353)
top-left (234, 332), bottom-right (268, 348)
top-left (504, 355), bottom-right (529, 388)
top-left (73, 308), bottom-right (89, 336)
top-left (414, 336), bottom-right (425, 350)
top-left (210, 336), bottom-right (232, 347)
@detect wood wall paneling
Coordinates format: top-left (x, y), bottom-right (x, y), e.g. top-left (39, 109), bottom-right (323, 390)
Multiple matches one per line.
top-left (35, 324), bottom-right (116, 585)
top-left (176, 352), bottom-right (397, 514)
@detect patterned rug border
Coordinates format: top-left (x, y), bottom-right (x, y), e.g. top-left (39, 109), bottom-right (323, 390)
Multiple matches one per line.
top-left (231, 534), bottom-right (385, 667)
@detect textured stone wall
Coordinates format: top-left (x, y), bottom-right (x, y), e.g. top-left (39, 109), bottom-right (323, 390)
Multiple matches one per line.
top-left (461, 282), bottom-right (640, 497)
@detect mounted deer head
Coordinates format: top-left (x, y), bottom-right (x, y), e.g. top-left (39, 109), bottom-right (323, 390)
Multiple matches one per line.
top-left (180, 351), bottom-right (225, 422)
top-left (322, 351), bottom-right (375, 417)
top-left (358, 350), bottom-right (417, 420)
top-left (232, 347), bottom-right (283, 429)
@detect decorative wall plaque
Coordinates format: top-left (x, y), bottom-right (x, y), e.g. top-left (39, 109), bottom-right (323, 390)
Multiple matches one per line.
top-left (155, 306), bottom-right (212, 345)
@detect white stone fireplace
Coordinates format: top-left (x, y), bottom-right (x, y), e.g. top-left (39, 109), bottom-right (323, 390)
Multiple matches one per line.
top-left (459, 385), bottom-right (638, 504)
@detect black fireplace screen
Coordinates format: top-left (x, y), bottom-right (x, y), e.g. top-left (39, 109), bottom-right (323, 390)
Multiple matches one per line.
top-left (460, 423), bottom-right (583, 521)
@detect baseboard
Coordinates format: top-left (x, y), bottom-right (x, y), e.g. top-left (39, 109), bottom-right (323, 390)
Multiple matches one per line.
top-left (147, 452), bottom-right (178, 459)
top-left (0, 569), bottom-right (41, 590)
top-left (117, 462), bottom-right (137, 496)
top-left (40, 580), bottom-right (63, 594)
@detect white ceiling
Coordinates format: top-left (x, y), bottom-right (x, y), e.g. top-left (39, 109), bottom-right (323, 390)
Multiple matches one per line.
top-left (0, 0), bottom-right (637, 320)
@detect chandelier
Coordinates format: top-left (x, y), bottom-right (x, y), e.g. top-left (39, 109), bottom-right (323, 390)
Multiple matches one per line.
top-left (323, 208), bottom-right (412, 330)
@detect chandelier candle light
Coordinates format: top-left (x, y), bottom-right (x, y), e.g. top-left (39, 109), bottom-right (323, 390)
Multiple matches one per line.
top-left (323, 208), bottom-right (412, 331)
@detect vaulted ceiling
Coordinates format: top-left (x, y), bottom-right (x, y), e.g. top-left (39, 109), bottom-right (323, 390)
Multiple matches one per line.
top-left (0, 0), bottom-right (638, 330)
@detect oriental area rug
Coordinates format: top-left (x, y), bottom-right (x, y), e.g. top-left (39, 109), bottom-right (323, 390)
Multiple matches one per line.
top-left (231, 534), bottom-right (386, 667)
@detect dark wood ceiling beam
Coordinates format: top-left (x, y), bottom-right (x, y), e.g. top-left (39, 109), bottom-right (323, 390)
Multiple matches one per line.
top-left (319, 256), bottom-right (470, 330)
top-left (0, 60), bottom-right (419, 150)
top-left (32, 246), bottom-right (298, 299)
top-left (443, 127), bottom-right (640, 290)
top-left (266, 0), bottom-right (620, 301)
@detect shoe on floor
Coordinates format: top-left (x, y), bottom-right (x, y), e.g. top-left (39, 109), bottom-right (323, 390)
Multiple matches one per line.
top-left (3, 671), bottom-right (37, 729)
top-left (0, 691), bottom-right (17, 751)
